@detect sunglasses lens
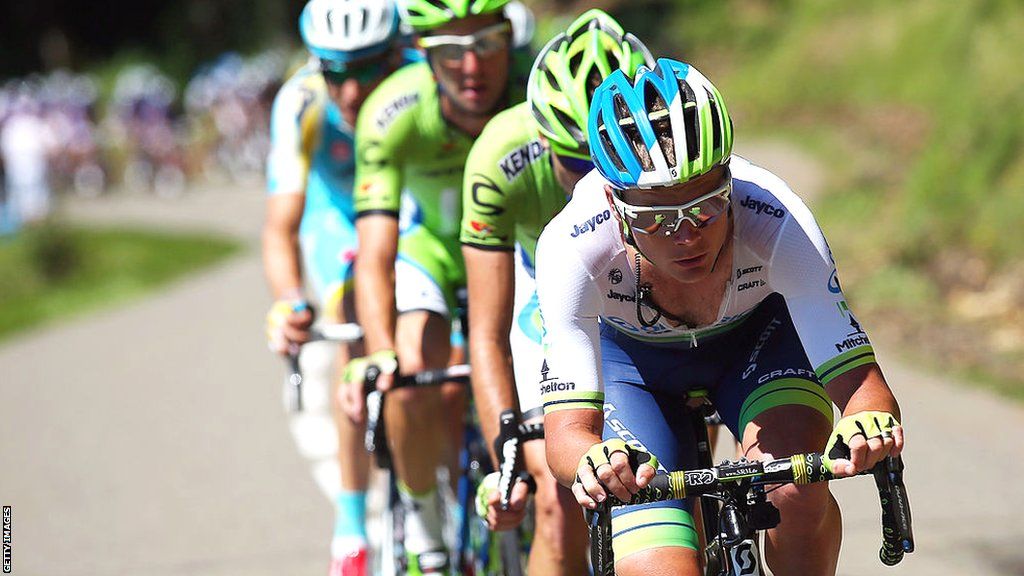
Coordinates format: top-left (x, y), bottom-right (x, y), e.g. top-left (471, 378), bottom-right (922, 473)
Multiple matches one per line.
top-left (623, 187), bottom-right (732, 235)
top-left (475, 31), bottom-right (508, 56)
top-left (694, 194), bottom-right (730, 224)
top-left (322, 60), bottom-right (387, 84)
top-left (423, 23), bottom-right (509, 65)
top-left (431, 44), bottom-right (465, 64)
top-left (630, 211), bottom-right (668, 234)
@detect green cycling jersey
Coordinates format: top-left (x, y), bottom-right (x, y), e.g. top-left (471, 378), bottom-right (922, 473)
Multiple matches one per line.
top-left (354, 61), bottom-right (471, 239)
top-left (460, 102), bottom-right (567, 265)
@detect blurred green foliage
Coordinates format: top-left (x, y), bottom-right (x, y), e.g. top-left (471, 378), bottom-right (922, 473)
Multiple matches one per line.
top-left (0, 225), bottom-right (239, 340)
top-left (648, 0), bottom-right (1024, 272)
top-left (634, 0), bottom-right (1024, 387)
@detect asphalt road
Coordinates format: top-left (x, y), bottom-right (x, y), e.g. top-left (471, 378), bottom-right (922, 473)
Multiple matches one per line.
top-left (2, 158), bottom-right (1023, 575)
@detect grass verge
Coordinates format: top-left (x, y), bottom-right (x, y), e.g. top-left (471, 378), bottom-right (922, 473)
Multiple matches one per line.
top-left (0, 224), bottom-right (241, 340)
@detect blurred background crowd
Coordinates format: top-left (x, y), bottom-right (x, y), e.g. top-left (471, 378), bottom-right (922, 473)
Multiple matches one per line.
top-left (0, 54), bottom-right (285, 227)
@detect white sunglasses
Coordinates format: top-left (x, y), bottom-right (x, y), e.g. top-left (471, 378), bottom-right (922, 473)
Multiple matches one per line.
top-left (417, 22), bottom-right (511, 64)
top-left (612, 174), bottom-right (732, 236)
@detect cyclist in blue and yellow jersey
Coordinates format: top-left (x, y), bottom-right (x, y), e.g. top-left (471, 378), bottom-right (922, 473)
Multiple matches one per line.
top-left (460, 10), bottom-right (654, 574)
top-left (535, 59), bottom-right (905, 576)
top-left (340, 1), bottom-right (533, 573)
top-left (261, 1), bottom-right (412, 574)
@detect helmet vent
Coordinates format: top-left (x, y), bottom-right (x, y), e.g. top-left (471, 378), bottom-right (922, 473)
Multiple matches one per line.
top-left (598, 125), bottom-right (627, 173)
top-left (613, 92), bottom-right (650, 171)
top-left (706, 88), bottom-right (722, 152)
top-left (553, 107), bottom-right (584, 144)
top-left (676, 79), bottom-right (699, 162)
top-left (544, 66), bottom-right (559, 91)
top-left (644, 82), bottom-right (676, 168)
top-left (568, 52), bottom-right (584, 75)
top-left (585, 67), bottom-right (603, 101)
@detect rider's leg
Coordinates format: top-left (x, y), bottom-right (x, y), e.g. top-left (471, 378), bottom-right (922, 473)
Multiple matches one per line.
top-left (615, 548), bottom-right (702, 576)
top-left (600, 328), bottom-right (704, 576)
top-left (331, 289), bottom-right (370, 556)
top-left (440, 342), bottom-right (467, 493)
top-left (740, 404), bottom-right (839, 576)
top-left (387, 310), bottom-right (452, 558)
top-left (523, 436), bottom-right (590, 575)
top-left (711, 294), bottom-right (841, 576)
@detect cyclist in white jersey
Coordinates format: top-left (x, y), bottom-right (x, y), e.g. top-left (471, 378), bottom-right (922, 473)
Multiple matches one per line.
top-left (262, 1), bottom-right (408, 574)
top-left (535, 59), bottom-right (905, 575)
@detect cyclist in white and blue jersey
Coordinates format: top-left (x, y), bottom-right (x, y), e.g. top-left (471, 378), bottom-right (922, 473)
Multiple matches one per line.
top-left (536, 59), bottom-right (906, 575)
top-left (261, 1), bottom-right (415, 574)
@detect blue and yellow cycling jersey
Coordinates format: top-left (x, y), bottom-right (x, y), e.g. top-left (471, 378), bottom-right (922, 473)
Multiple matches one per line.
top-left (268, 59), bottom-right (358, 216)
top-left (267, 60), bottom-right (361, 308)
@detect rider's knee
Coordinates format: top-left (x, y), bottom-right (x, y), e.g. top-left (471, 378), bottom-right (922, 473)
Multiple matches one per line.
top-left (613, 545), bottom-right (701, 576)
top-left (387, 383), bottom-right (440, 413)
top-left (769, 482), bottom-right (833, 529)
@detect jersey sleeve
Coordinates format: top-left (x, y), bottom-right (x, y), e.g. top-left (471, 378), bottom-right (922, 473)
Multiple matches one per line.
top-left (535, 229), bottom-right (605, 414)
top-left (353, 75), bottom-right (413, 219)
top-left (460, 119), bottom-right (518, 250)
top-left (769, 210), bottom-right (877, 387)
top-left (267, 78), bottom-right (322, 196)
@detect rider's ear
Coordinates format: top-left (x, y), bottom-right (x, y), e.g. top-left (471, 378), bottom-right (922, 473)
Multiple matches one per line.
top-left (603, 185), bottom-right (618, 217)
top-left (605, 184), bottom-right (638, 249)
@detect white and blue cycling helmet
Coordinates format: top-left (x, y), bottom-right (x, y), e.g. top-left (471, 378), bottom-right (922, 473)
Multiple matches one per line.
top-left (589, 58), bottom-right (733, 189)
top-left (300, 0), bottom-right (401, 67)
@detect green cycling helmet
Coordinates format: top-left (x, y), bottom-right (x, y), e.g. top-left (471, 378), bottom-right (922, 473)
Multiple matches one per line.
top-left (398, 0), bottom-right (511, 32)
top-left (527, 9), bottom-right (654, 159)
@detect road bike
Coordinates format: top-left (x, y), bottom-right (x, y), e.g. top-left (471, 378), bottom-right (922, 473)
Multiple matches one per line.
top-left (587, 398), bottom-right (914, 575)
top-left (361, 355), bottom-right (542, 575)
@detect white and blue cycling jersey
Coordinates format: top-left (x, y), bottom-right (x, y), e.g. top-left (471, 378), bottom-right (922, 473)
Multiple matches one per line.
top-left (535, 156), bottom-right (877, 417)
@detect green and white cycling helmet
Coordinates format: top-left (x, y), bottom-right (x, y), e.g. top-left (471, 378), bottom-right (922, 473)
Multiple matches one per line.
top-left (528, 9), bottom-right (654, 160)
top-left (398, 0), bottom-right (511, 32)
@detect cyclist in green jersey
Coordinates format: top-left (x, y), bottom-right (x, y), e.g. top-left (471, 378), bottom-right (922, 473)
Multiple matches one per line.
top-left (344, 1), bottom-right (531, 573)
top-left (460, 11), bottom-right (654, 574)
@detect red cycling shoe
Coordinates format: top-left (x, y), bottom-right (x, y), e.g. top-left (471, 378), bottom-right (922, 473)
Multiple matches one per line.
top-left (329, 547), bottom-right (368, 576)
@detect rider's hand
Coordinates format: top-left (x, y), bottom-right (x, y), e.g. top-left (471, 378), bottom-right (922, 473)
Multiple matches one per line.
top-left (573, 440), bottom-right (659, 509)
top-left (475, 472), bottom-right (530, 531)
top-left (823, 411), bottom-right (904, 477)
top-left (265, 298), bottom-right (313, 355)
top-left (339, 350), bottom-right (397, 423)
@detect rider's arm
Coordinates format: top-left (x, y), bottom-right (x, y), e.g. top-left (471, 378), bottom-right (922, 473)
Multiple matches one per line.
top-left (768, 198), bottom-right (886, 400)
top-left (768, 198), bottom-right (904, 471)
top-left (354, 215), bottom-right (399, 353)
top-left (352, 82), bottom-right (406, 355)
top-left (545, 409), bottom-right (604, 487)
top-left (460, 125), bottom-right (526, 465)
top-left (533, 228), bottom-right (606, 486)
top-left (262, 194), bottom-right (305, 298)
top-left (825, 363), bottom-right (900, 421)
top-left (263, 73), bottom-right (317, 298)
top-left (462, 246), bottom-right (517, 465)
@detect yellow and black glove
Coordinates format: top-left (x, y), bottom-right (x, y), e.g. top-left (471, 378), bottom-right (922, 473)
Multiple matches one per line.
top-left (823, 410), bottom-right (900, 470)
